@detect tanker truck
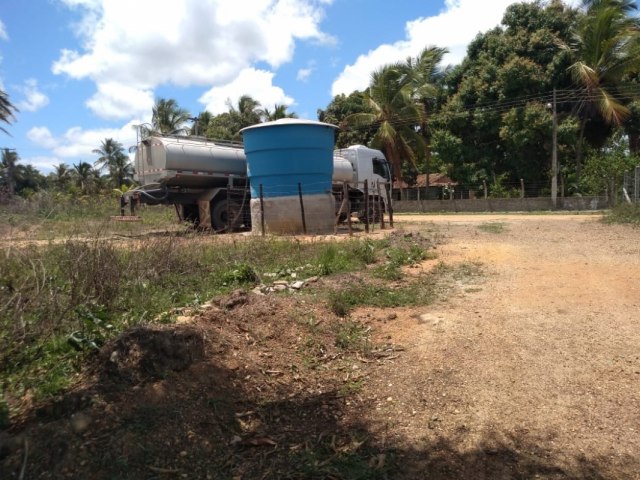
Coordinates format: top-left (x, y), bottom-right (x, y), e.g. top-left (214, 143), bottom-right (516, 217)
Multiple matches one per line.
top-left (124, 134), bottom-right (391, 232)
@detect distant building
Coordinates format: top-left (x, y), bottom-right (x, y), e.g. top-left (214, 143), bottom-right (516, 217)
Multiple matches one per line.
top-left (393, 173), bottom-right (459, 200)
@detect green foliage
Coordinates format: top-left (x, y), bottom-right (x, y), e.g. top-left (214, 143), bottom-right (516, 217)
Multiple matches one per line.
top-left (328, 276), bottom-right (436, 318)
top-left (437, 0), bottom-right (577, 190)
top-left (582, 131), bottom-right (639, 195)
top-left (318, 91), bottom-right (375, 147)
top-left (477, 222), bottom-right (506, 233)
top-left (606, 203), bottom-right (640, 225)
top-left (221, 262), bottom-right (259, 286)
top-left (335, 320), bottom-right (370, 352)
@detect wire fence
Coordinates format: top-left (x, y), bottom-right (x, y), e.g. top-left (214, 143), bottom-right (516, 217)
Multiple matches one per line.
top-left (623, 166), bottom-right (640, 204)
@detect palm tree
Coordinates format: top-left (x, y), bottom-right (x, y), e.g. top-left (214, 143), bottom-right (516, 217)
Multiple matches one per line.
top-left (107, 153), bottom-right (134, 188)
top-left (405, 46), bottom-right (448, 193)
top-left (564, 0), bottom-right (640, 184)
top-left (92, 138), bottom-right (134, 187)
top-left (260, 104), bottom-right (298, 122)
top-left (51, 163), bottom-right (72, 191)
top-left (343, 63), bottom-right (425, 180)
top-left (190, 111), bottom-right (213, 136)
top-left (152, 98), bottom-right (191, 135)
top-left (92, 138), bottom-right (126, 172)
top-left (229, 95), bottom-right (262, 128)
top-left (0, 148), bottom-right (18, 196)
top-left (0, 89), bottom-right (18, 135)
top-left (72, 161), bottom-right (97, 194)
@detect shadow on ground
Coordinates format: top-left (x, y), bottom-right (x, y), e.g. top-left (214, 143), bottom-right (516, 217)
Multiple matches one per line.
top-left (1, 310), bottom-right (636, 479)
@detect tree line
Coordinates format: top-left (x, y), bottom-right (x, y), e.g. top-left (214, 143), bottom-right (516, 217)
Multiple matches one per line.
top-left (2, 0), bottom-right (640, 200)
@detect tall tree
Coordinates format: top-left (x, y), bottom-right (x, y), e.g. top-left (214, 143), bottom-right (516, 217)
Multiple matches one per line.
top-left (230, 95), bottom-right (262, 128)
top-left (318, 91), bottom-right (375, 148)
top-left (260, 104), bottom-right (298, 122)
top-left (0, 89), bottom-right (18, 135)
top-left (93, 138), bottom-right (126, 172)
top-left (51, 163), bottom-right (72, 191)
top-left (151, 98), bottom-right (191, 135)
top-left (190, 111), bottom-right (213, 136)
top-left (92, 138), bottom-right (133, 187)
top-left (72, 161), bottom-right (97, 194)
top-left (344, 63), bottom-right (425, 180)
top-left (563, 0), bottom-right (640, 185)
top-left (405, 46), bottom-right (448, 192)
top-left (0, 148), bottom-right (18, 196)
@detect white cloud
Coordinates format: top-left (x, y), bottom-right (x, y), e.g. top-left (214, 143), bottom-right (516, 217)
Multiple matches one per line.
top-left (332, 0), bottom-right (542, 96)
top-left (85, 83), bottom-right (154, 120)
top-left (16, 79), bottom-right (50, 112)
top-left (53, 0), bottom-right (333, 117)
top-left (297, 68), bottom-right (313, 82)
top-left (296, 60), bottom-right (317, 82)
top-left (21, 156), bottom-right (63, 172)
top-left (27, 121), bottom-right (141, 160)
top-left (0, 19), bottom-right (8, 41)
top-left (27, 126), bottom-right (59, 149)
top-left (199, 68), bottom-right (293, 114)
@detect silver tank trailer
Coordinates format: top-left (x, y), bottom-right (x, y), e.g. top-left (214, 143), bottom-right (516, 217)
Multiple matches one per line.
top-left (135, 136), bottom-right (247, 189)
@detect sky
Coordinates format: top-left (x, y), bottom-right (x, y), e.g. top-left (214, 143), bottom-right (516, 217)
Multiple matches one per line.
top-left (0, 0), bottom-right (559, 173)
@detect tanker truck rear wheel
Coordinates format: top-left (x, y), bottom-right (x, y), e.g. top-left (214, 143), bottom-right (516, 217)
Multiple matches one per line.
top-left (211, 199), bottom-right (242, 232)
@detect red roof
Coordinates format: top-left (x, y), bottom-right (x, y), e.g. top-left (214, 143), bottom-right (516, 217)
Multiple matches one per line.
top-left (394, 173), bottom-right (457, 189)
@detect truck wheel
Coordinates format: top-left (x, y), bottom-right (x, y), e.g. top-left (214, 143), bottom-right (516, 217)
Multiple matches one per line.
top-left (211, 199), bottom-right (241, 232)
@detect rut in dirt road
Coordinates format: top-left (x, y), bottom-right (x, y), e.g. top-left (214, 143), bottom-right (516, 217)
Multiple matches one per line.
top-left (357, 215), bottom-right (640, 479)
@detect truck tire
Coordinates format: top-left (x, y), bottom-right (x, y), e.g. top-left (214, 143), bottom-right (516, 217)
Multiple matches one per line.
top-left (211, 199), bottom-right (242, 232)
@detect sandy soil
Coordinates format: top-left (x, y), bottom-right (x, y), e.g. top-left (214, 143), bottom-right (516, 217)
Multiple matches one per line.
top-left (357, 213), bottom-right (640, 478)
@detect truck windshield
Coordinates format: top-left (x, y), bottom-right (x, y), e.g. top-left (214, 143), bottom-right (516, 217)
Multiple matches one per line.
top-left (373, 158), bottom-right (390, 181)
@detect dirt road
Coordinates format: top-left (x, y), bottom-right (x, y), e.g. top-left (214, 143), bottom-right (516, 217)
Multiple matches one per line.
top-left (357, 213), bottom-right (640, 478)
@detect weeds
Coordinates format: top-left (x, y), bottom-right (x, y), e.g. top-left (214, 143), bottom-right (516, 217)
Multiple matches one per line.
top-left (605, 203), bottom-right (640, 226)
top-left (328, 276), bottom-right (436, 317)
top-left (477, 222), bottom-right (506, 233)
top-left (335, 320), bottom-right (370, 352)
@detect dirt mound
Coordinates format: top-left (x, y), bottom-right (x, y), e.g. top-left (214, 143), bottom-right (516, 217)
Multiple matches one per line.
top-left (98, 325), bottom-right (206, 384)
top-left (1, 290), bottom-right (394, 479)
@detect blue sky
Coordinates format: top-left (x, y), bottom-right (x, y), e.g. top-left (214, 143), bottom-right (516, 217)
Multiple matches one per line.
top-left (0, 0), bottom-right (546, 172)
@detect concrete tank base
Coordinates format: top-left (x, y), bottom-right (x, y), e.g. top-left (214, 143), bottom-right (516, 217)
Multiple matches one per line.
top-left (250, 193), bottom-right (335, 235)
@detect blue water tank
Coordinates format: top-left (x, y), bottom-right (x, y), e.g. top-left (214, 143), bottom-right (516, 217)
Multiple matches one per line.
top-left (241, 119), bottom-right (338, 198)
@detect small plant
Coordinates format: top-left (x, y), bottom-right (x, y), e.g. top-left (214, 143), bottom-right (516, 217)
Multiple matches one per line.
top-left (335, 320), bottom-right (370, 351)
top-left (221, 262), bottom-right (259, 285)
top-left (372, 262), bottom-right (403, 280)
top-left (477, 222), bottom-right (506, 233)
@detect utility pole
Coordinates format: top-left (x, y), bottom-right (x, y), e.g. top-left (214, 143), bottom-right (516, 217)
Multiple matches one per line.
top-left (551, 88), bottom-right (558, 208)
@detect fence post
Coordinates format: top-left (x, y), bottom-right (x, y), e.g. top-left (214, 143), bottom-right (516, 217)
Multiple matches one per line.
top-left (483, 180), bottom-right (488, 200)
top-left (226, 184), bottom-right (231, 230)
top-left (364, 180), bottom-right (370, 234)
top-left (345, 182), bottom-right (352, 236)
top-left (520, 178), bottom-right (525, 198)
top-left (259, 184), bottom-right (265, 236)
top-left (298, 182), bottom-right (307, 235)
top-left (385, 182), bottom-right (394, 228)
top-left (377, 181), bottom-right (385, 230)
top-left (635, 166), bottom-right (640, 203)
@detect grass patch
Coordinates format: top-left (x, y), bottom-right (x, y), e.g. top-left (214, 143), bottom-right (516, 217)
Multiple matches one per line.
top-left (477, 222), bottom-right (506, 233)
top-left (0, 234), bottom-right (402, 405)
top-left (328, 275), bottom-right (436, 317)
top-left (605, 203), bottom-right (640, 226)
